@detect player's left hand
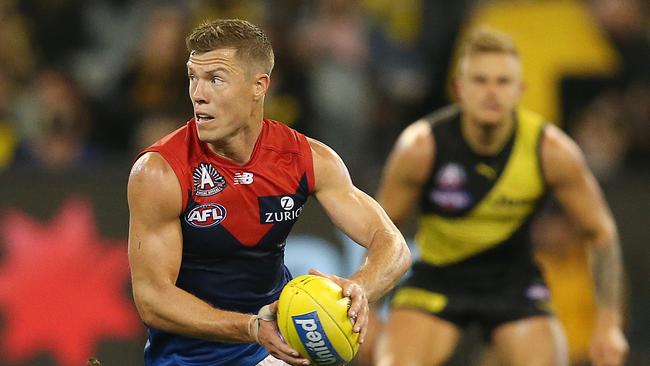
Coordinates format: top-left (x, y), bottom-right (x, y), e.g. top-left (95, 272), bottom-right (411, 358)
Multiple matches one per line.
top-left (589, 324), bottom-right (628, 366)
top-left (309, 268), bottom-right (369, 344)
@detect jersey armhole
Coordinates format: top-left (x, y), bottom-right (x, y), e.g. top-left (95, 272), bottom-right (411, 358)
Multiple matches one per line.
top-left (297, 133), bottom-right (316, 194)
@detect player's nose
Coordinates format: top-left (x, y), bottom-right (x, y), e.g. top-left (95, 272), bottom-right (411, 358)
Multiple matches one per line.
top-left (191, 80), bottom-right (208, 104)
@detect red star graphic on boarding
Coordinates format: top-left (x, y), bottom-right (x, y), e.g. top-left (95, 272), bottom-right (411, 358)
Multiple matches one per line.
top-left (0, 197), bottom-right (140, 365)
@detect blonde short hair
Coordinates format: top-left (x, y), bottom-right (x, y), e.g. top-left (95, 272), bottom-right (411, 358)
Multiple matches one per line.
top-left (457, 27), bottom-right (519, 74)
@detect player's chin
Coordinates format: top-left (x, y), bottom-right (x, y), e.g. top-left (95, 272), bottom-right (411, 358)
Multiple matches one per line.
top-left (196, 125), bottom-right (224, 142)
top-left (475, 109), bottom-right (508, 126)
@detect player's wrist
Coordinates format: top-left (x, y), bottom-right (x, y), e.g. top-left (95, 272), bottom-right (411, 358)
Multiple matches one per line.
top-left (247, 314), bottom-right (259, 344)
top-left (247, 305), bottom-right (278, 344)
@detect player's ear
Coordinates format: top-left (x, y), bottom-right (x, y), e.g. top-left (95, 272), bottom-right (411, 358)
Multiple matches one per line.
top-left (253, 73), bottom-right (270, 101)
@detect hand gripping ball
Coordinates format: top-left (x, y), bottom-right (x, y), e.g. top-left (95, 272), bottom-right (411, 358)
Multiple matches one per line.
top-left (277, 275), bottom-right (360, 365)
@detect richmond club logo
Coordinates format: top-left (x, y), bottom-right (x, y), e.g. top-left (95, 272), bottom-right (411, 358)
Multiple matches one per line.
top-left (193, 163), bottom-right (227, 196)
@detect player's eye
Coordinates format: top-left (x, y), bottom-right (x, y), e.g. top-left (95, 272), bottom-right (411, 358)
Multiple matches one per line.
top-left (498, 77), bottom-right (512, 85)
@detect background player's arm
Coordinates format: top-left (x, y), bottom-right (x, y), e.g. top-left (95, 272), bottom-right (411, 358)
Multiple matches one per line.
top-left (541, 125), bottom-right (628, 365)
top-left (376, 120), bottom-right (435, 227)
top-left (308, 138), bottom-right (410, 337)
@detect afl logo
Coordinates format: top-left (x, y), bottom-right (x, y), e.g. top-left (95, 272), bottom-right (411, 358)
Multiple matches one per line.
top-left (185, 204), bottom-right (227, 228)
top-left (437, 163), bottom-right (466, 189)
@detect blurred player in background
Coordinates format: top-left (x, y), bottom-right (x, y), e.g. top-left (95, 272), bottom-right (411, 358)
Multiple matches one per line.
top-left (127, 19), bottom-right (410, 366)
top-left (373, 28), bottom-right (628, 366)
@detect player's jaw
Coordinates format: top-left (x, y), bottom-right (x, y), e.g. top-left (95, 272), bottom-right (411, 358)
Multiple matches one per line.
top-left (474, 100), bottom-right (509, 125)
top-left (194, 110), bottom-right (225, 142)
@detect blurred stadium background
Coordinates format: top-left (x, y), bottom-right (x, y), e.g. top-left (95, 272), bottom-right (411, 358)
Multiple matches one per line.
top-left (0, 0), bottom-right (647, 365)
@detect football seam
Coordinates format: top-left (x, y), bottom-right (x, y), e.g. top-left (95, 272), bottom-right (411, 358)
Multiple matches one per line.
top-left (296, 285), bottom-right (354, 354)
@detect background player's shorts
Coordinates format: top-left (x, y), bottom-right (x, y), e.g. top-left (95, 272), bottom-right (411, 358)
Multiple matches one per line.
top-left (391, 261), bottom-right (554, 340)
top-left (256, 354), bottom-right (291, 366)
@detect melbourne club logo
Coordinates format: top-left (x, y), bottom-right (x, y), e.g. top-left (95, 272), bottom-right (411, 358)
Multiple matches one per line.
top-left (193, 163), bottom-right (227, 196)
top-left (233, 172), bottom-right (254, 185)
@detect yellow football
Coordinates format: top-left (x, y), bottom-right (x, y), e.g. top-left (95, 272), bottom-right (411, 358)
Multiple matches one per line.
top-left (277, 275), bottom-right (360, 366)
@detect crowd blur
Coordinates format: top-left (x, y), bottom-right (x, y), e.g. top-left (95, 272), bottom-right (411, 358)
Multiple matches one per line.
top-left (0, 0), bottom-right (647, 185)
top-left (0, 0), bottom-right (648, 365)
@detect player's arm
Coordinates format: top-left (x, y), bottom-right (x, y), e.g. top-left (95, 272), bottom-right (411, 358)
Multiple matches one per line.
top-left (128, 152), bottom-right (252, 342)
top-left (541, 125), bottom-right (628, 366)
top-left (128, 153), bottom-right (307, 365)
top-left (308, 138), bottom-right (411, 337)
top-left (376, 120), bottom-right (435, 227)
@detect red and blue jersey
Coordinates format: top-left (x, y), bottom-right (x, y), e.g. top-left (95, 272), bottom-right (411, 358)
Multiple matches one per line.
top-left (139, 118), bottom-right (315, 366)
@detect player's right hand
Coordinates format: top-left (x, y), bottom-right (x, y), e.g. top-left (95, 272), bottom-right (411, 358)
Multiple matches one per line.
top-left (309, 268), bottom-right (369, 343)
top-left (256, 301), bottom-right (311, 366)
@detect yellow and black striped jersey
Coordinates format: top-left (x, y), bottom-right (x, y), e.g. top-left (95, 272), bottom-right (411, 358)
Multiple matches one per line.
top-left (416, 105), bottom-right (548, 279)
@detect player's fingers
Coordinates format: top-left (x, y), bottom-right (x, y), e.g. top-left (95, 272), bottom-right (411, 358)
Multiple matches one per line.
top-left (309, 268), bottom-right (348, 287)
top-left (268, 346), bottom-right (310, 366)
top-left (269, 338), bottom-right (301, 359)
top-left (358, 316), bottom-right (367, 344)
top-left (354, 303), bottom-right (369, 342)
top-left (260, 324), bottom-right (302, 358)
top-left (308, 268), bottom-right (326, 277)
top-left (267, 336), bottom-right (309, 366)
top-left (268, 300), bottom-right (279, 314)
top-left (308, 268), bottom-right (339, 283)
top-left (346, 284), bottom-right (365, 318)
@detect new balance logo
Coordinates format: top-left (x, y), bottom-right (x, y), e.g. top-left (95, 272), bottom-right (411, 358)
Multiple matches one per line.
top-left (234, 172), bottom-right (254, 185)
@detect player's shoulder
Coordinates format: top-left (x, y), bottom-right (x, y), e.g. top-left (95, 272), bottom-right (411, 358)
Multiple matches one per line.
top-left (391, 108), bottom-right (448, 163)
top-left (540, 123), bottom-right (588, 185)
top-left (410, 104), bottom-right (460, 149)
top-left (129, 152), bottom-right (176, 187)
top-left (541, 123), bottom-right (583, 161)
top-left (398, 120), bottom-right (433, 148)
top-left (305, 137), bottom-right (341, 167)
top-left (128, 152), bottom-right (182, 213)
top-left (422, 104), bottom-right (461, 128)
top-left (304, 137), bottom-right (354, 194)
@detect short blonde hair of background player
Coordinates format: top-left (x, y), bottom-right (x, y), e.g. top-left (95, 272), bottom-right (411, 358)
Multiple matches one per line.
top-left (456, 27), bottom-right (520, 75)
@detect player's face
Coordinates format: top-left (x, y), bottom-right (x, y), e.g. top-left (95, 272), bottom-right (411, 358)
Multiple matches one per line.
top-left (456, 53), bottom-right (523, 126)
top-left (187, 48), bottom-right (258, 142)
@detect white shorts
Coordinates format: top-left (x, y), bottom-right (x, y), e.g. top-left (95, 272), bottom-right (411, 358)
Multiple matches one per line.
top-left (256, 354), bottom-right (291, 366)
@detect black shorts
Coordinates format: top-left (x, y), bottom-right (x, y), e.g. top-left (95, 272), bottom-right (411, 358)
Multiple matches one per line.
top-left (391, 261), bottom-right (554, 340)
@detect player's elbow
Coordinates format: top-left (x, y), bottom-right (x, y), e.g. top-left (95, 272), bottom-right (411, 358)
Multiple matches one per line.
top-left (392, 234), bottom-right (411, 278)
top-left (132, 282), bottom-right (167, 328)
top-left (586, 218), bottom-right (619, 249)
